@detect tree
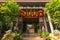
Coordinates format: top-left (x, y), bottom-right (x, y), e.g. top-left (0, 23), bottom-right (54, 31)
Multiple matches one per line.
top-left (0, 0), bottom-right (21, 34)
top-left (45, 0), bottom-right (60, 24)
top-left (45, 0), bottom-right (60, 29)
top-left (45, 0), bottom-right (60, 33)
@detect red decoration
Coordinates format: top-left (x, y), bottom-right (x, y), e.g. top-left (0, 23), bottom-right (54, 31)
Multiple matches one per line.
top-left (20, 10), bottom-right (24, 12)
top-left (32, 14), bottom-right (33, 17)
top-left (20, 9), bottom-right (44, 17)
top-left (20, 10), bottom-right (25, 16)
top-left (38, 10), bottom-right (44, 17)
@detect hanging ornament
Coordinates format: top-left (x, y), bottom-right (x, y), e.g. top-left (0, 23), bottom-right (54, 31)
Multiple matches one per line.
top-left (39, 13), bottom-right (43, 16)
top-left (29, 12), bottom-right (31, 16)
top-left (36, 14), bottom-right (38, 17)
top-left (20, 10), bottom-right (24, 13)
top-left (32, 14), bottom-right (33, 17)
top-left (24, 12), bottom-right (26, 16)
top-left (26, 9), bottom-right (28, 16)
top-left (38, 9), bottom-right (44, 17)
top-left (20, 10), bottom-right (25, 16)
top-left (33, 9), bottom-right (36, 16)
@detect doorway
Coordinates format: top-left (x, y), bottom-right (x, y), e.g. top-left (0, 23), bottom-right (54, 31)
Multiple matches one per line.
top-left (23, 17), bottom-right (39, 33)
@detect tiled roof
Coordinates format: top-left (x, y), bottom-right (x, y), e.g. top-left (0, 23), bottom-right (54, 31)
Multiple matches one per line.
top-left (0, 0), bottom-right (50, 2)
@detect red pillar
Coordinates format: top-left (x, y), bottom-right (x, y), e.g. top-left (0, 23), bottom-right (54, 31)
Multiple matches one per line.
top-left (41, 16), bottom-right (47, 31)
top-left (38, 9), bottom-right (47, 31)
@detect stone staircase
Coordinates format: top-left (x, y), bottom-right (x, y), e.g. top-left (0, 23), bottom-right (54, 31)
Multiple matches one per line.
top-left (21, 33), bottom-right (45, 40)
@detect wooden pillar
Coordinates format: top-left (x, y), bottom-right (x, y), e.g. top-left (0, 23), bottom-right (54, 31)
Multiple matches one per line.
top-left (38, 9), bottom-right (47, 32)
top-left (39, 16), bottom-right (47, 32)
top-left (39, 17), bottom-right (42, 30)
top-left (41, 16), bottom-right (47, 31)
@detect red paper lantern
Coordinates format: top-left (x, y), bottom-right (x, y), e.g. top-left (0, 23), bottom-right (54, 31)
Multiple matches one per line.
top-left (33, 12), bottom-right (36, 16)
top-left (38, 10), bottom-right (44, 17)
top-left (27, 14), bottom-right (29, 16)
top-left (36, 15), bottom-right (38, 17)
top-left (20, 10), bottom-right (25, 13)
top-left (28, 12), bottom-right (31, 16)
top-left (20, 10), bottom-right (25, 16)
top-left (32, 14), bottom-right (33, 17)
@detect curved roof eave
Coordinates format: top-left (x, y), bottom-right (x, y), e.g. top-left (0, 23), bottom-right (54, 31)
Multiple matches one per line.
top-left (0, 0), bottom-right (50, 2)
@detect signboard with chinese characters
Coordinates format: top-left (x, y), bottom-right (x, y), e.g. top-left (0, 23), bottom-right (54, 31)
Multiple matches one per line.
top-left (20, 9), bottom-right (44, 17)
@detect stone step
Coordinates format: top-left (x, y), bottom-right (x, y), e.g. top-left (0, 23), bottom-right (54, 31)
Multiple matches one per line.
top-left (22, 37), bottom-right (45, 40)
top-left (22, 33), bottom-right (40, 37)
top-left (21, 33), bottom-right (45, 40)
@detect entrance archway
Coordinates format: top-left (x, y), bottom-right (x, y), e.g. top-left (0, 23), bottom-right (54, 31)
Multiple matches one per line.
top-left (18, 9), bottom-right (47, 34)
top-left (23, 17), bottom-right (39, 33)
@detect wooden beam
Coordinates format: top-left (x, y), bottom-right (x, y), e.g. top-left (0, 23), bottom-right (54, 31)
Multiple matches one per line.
top-left (20, 7), bottom-right (44, 9)
top-left (0, 0), bottom-right (50, 2)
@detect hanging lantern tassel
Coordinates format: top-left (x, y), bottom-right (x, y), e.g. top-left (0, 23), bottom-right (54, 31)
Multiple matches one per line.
top-left (31, 14), bottom-right (33, 17)
top-left (39, 13), bottom-right (43, 16)
top-left (29, 12), bottom-right (31, 16)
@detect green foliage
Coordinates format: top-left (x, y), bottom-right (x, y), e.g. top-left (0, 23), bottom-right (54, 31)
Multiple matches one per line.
top-left (42, 32), bottom-right (50, 38)
top-left (37, 29), bottom-right (50, 38)
top-left (45, 0), bottom-right (60, 24)
top-left (0, 0), bottom-right (21, 30)
top-left (37, 29), bottom-right (42, 36)
top-left (14, 30), bottom-right (22, 40)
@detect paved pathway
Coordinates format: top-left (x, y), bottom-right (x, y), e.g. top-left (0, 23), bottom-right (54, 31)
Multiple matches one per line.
top-left (21, 33), bottom-right (45, 40)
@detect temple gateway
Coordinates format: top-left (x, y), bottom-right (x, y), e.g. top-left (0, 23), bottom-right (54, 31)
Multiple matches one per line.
top-left (0, 0), bottom-right (51, 34)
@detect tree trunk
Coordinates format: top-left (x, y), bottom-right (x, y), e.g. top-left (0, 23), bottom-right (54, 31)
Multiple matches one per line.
top-left (0, 30), bottom-right (1, 39)
top-left (0, 26), bottom-right (2, 39)
top-left (10, 22), bottom-right (13, 30)
top-left (47, 13), bottom-right (54, 33)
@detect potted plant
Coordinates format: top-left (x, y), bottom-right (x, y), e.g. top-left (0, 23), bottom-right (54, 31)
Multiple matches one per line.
top-left (48, 30), bottom-right (60, 40)
top-left (14, 30), bottom-right (22, 40)
top-left (1, 30), bottom-right (16, 40)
